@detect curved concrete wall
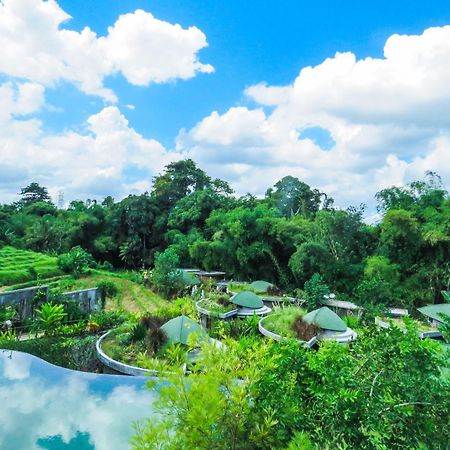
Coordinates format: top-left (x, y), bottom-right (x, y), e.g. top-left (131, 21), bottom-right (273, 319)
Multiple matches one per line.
top-left (96, 331), bottom-right (159, 377)
top-left (258, 317), bottom-right (317, 348)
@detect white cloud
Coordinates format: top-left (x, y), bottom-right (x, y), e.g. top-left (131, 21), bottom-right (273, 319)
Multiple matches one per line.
top-left (0, 87), bottom-right (179, 202)
top-left (0, 0), bottom-right (213, 102)
top-left (177, 26), bottom-right (450, 208)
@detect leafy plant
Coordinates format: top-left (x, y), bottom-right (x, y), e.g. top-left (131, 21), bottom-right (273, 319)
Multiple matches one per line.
top-left (130, 323), bottom-right (147, 342)
top-left (35, 302), bottom-right (66, 336)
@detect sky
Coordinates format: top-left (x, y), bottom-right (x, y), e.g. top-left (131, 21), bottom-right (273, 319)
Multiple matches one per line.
top-left (1, 0), bottom-right (450, 212)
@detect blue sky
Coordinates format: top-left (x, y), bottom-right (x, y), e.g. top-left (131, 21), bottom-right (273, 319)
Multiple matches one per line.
top-left (1, 0), bottom-right (450, 211)
top-left (53, 0), bottom-right (450, 144)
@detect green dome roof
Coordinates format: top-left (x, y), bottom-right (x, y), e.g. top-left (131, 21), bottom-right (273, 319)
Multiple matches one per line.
top-left (181, 270), bottom-right (201, 286)
top-left (249, 280), bottom-right (274, 293)
top-left (303, 307), bottom-right (347, 332)
top-left (417, 303), bottom-right (450, 323)
top-left (230, 291), bottom-right (264, 309)
top-left (160, 315), bottom-right (207, 345)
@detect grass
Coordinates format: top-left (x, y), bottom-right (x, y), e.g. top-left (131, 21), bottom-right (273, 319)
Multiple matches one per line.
top-left (228, 281), bottom-right (282, 298)
top-left (262, 306), bottom-right (307, 338)
top-left (0, 246), bottom-right (62, 287)
top-left (198, 297), bottom-right (237, 315)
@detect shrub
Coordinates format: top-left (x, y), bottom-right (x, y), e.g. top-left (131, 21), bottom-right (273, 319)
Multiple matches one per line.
top-left (150, 248), bottom-right (184, 298)
top-left (291, 316), bottom-right (318, 341)
top-left (303, 273), bottom-right (329, 310)
top-left (97, 280), bottom-right (119, 309)
top-left (90, 310), bottom-right (127, 330)
top-left (146, 327), bottom-right (168, 356)
top-left (130, 323), bottom-right (147, 342)
top-left (57, 246), bottom-right (96, 278)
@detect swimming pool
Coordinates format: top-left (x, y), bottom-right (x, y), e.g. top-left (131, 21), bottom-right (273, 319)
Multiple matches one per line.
top-left (0, 350), bottom-right (157, 450)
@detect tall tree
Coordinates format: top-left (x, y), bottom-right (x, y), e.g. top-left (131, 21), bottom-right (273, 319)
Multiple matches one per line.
top-left (18, 183), bottom-right (52, 206)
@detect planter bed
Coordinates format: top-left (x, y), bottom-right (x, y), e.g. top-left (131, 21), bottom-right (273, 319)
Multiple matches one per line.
top-left (258, 316), bottom-right (317, 348)
top-left (96, 331), bottom-right (159, 376)
top-left (196, 300), bottom-right (238, 319)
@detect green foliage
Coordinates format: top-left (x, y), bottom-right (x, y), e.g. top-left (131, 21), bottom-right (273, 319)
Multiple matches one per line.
top-left (0, 335), bottom-right (100, 371)
top-left (303, 273), bottom-right (329, 310)
top-left (35, 302), bottom-right (66, 335)
top-left (57, 246), bottom-right (96, 277)
top-left (151, 248), bottom-right (184, 298)
top-left (133, 327), bottom-right (449, 450)
top-left (130, 323), bottom-right (147, 342)
top-left (0, 168), bottom-right (448, 309)
top-left (97, 279), bottom-right (119, 309)
top-left (89, 310), bottom-right (128, 330)
top-left (18, 182), bottom-right (52, 206)
top-left (0, 246), bottom-right (61, 286)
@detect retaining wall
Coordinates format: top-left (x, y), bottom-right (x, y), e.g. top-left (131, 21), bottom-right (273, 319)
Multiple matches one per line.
top-left (0, 286), bottom-right (101, 320)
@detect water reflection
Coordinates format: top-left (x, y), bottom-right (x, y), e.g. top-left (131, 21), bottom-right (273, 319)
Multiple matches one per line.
top-left (0, 350), bottom-right (156, 450)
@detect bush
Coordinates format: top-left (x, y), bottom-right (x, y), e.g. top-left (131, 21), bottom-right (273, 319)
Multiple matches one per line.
top-left (57, 246), bottom-right (96, 278)
top-left (35, 302), bottom-right (66, 336)
top-left (97, 280), bottom-right (119, 309)
top-left (303, 273), bottom-right (329, 310)
top-left (90, 310), bottom-right (127, 330)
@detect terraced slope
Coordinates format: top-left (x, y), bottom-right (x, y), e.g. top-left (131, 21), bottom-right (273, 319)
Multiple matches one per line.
top-left (0, 246), bottom-right (62, 287)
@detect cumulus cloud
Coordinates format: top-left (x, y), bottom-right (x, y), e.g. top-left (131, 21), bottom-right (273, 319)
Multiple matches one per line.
top-left (0, 0), bottom-right (213, 101)
top-left (0, 86), bottom-right (179, 203)
top-left (177, 26), bottom-right (450, 208)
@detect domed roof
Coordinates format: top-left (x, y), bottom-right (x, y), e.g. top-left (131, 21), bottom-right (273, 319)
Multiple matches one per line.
top-left (160, 315), bottom-right (207, 345)
top-left (303, 307), bottom-right (347, 332)
top-left (230, 291), bottom-right (264, 309)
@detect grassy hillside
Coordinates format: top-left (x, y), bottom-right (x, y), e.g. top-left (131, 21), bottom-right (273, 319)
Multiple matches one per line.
top-left (0, 248), bottom-right (169, 313)
top-left (0, 246), bottom-right (62, 287)
top-left (54, 271), bottom-right (169, 313)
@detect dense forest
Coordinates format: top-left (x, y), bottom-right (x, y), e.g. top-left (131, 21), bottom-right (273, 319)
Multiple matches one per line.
top-left (1, 160), bottom-right (449, 309)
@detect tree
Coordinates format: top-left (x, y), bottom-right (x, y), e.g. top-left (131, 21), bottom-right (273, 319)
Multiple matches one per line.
top-left (150, 248), bottom-right (184, 298)
top-left (152, 159), bottom-right (211, 211)
top-left (266, 176), bottom-right (326, 218)
top-left (18, 183), bottom-right (52, 206)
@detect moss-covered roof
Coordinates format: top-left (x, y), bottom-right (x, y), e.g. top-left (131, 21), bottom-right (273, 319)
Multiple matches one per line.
top-left (417, 303), bottom-right (450, 323)
top-left (230, 291), bottom-right (264, 309)
top-left (303, 306), bottom-right (347, 331)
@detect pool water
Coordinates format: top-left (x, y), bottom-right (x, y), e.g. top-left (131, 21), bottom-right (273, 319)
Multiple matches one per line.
top-left (0, 350), bottom-right (157, 450)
